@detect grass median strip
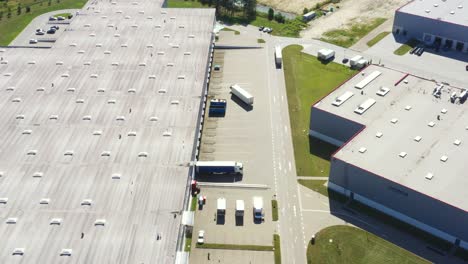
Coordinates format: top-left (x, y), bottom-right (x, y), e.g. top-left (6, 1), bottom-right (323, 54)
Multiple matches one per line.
top-left (366, 31), bottom-right (390, 47)
top-left (274, 234), bottom-right (281, 264)
top-left (283, 45), bottom-right (356, 176)
top-left (196, 243), bottom-right (274, 251)
top-left (221, 27), bottom-right (240, 35)
top-left (272, 199), bottom-right (279, 221)
top-left (257, 38), bottom-right (266, 43)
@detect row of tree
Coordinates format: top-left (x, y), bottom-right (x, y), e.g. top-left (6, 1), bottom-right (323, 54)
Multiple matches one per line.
top-left (199, 0), bottom-right (257, 20)
top-left (267, 8), bottom-right (285, 23)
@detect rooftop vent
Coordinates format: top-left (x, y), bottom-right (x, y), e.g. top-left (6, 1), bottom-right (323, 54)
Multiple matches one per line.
top-left (84, 61), bottom-right (91, 66)
top-left (163, 131), bottom-right (172, 137)
top-left (428, 121), bottom-right (435, 127)
top-left (76, 99), bottom-right (85, 103)
top-left (39, 198), bottom-right (50, 204)
top-left (425, 9), bottom-right (430, 13)
top-left (82, 115), bottom-right (92, 120)
top-left (101, 151), bottom-right (111, 157)
top-left (147, 16), bottom-right (153, 19)
top-left (12, 248), bottom-right (24, 255)
top-left (61, 73), bottom-right (70, 77)
top-left (107, 99), bottom-right (116, 104)
top-left (177, 75), bottom-right (185, 79)
top-left (139, 62), bottom-right (146, 66)
top-left (32, 172), bottom-right (43, 178)
top-left (56, 61), bottom-right (64, 65)
top-left (28, 61), bottom-right (36, 65)
top-left (390, 118), bottom-right (398, 124)
top-left (425, 173), bottom-right (434, 180)
top-left (116, 116), bottom-right (126, 121)
top-left (121, 43), bottom-right (128, 47)
top-left (78, 50), bottom-right (85, 54)
top-left (157, 51), bottom-right (165, 55)
top-left (12, 97), bottom-right (22, 102)
top-left (3, 73), bottom-right (12, 76)
top-left (128, 131), bottom-right (137, 136)
top-left (454, 139), bottom-right (461, 146)
top-left (184, 52), bottom-right (191, 55)
top-left (138, 152), bottom-right (148, 157)
top-left (188, 34), bottom-right (195, 38)
top-left (375, 132), bottom-right (383, 138)
top-left (450, 11), bottom-right (455, 14)
top-left (96, 43), bottom-right (102, 47)
top-left (0, 197), bottom-right (8, 204)
top-left (60, 249), bottom-right (72, 256)
top-left (93, 130), bottom-right (102, 135)
top-left (440, 155), bottom-right (448, 162)
top-left (399, 152), bottom-right (407, 158)
top-left (64, 150), bottom-right (74, 156)
top-left (104, 50), bottom-right (111, 54)
top-left (36, 87), bottom-right (45, 92)
top-left (131, 25), bottom-right (138, 28)
top-left (358, 147), bottom-right (367, 153)
top-left (147, 44), bottom-right (154, 48)
top-left (458, 5), bottom-right (463, 9)
top-left (94, 219), bottom-right (106, 226)
top-left (97, 88), bottom-right (105, 93)
top-left (440, 108), bottom-right (447, 114)
top-left (167, 62), bottom-right (174, 67)
top-left (6, 86), bottom-right (15, 91)
top-left (414, 136), bottom-right (422, 142)
top-left (89, 33), bottom-right (96, 37)
top-left (49, 115), bottom-right (58, 120)
top-left (81, 199), bottom-right (92, 206)
top-left (158, 89), bottom-right (167, 94)
top-left (149, 116), bottom-right (158, 121)
top-left (148, 75), bottom-right (156, 79)
top-left (22, 129), bottom-right (32, 135)
top-left (114, 33), bottom-right (120, 37)
top-left (70, 43), bottom-right (77, 46)
top-left (6, 217), bottom-right (18, 224)
top-left (16, 115), bottom-right (25, 120)
top-left (171, 100), bottom-right (180, 105)
top-left (164, 34), bottom-right (170, 38)
top-left (50, 218), bottom-right (62, 225)
top-left (111, 173), bottom-right (121, 179)
top-left (27, 150), bottom-right (37, 155)
top-left (111, 62), bottom-right (119, 66)
top-left (90, 74), bottom-right (98, 78)
top-left (433, 3), bottom-right (438, 7)
top-left (125, 15), bottom-right (131, 19)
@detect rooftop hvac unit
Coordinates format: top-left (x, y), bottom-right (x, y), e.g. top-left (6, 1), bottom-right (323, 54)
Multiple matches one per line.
top-left (36, 87), bottom-right (45, 92)
top-left (81, 199), bottom-right (92, 206)
top-left (76, 99), bottom-right (85, 103)
top-left (50, 218), bottom-right (62, 225)
top-left (32, 172), bottom-right (44, 178)
top-left (16, 115), bottom-right (25, 120)
top-left (97, 88), bottom-right (105, 93)
top-left (0, 197), bottom-right (8, 204)
top-left (149, 116), bottom-right (158, 121)
top-left (49, 115), bottom-right (58, 120)
top-left (27, 150), bottom-right (37, 155)
top-left (107, 99), bottom-right (116, 104)
top-left (22, 130), bottom-right (32, 135)
top-left (147, 16), bottom-right (153, 19)
top-left (111, 173), bottom-right (121, 179)
top-left (12, 97), bottom-right (22, 102)
top-left (12, 248), bottom-right (25, 255)
top-left (93, 130), bottom-right (103, 135)
top-left (94, 219), bottom-right (106, 226)
top-left (101, 151), bottom-right (111, 157)
top-left (128, 131), bottom-right (137, 136)
top-left (116, 116), bottom-right (126, 121)
top-left (82, 115), bottom-right (92, 120)
top-left (104, 50), bottom-right (111, 54)
top-left (64, 151), bottom-right (74, 156)
top-left (6, 217), bottom-right (18, 224)
top-left (111, 62), bottom-right (119, 66)
top-left (114, 33), bottom-right (121, 37)
top-left (39, 198), bottom-right (50, 204)
top-left (138, 152), bottom-right (148, 157)
top-left (84, 61), bottom-right (91, 66)
top-left (121, 43), bottom-right (128, 47)
top-left (148, 75), bottom-right (156, 79)
top-left (56, 61), bottom-right (63, 65)
top-left (60, 249), bottom-right (72, 256)
top-left (6, 86), bottom-right (15, 91)
top-left (96, 43), bottom-right (102, 47)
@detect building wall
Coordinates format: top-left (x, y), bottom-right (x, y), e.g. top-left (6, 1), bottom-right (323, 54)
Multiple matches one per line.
top-left (309, 107), bottom-right (364, 146)
top-left (393, 11), bottom-right (468, 51)
top-left (329, 158), bottom-right (468, 246)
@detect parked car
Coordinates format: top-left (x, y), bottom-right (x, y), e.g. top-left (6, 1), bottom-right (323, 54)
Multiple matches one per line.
top-left (36, 28), bottom-right (42, 32)
top-left (258, 26), bottom-right (264, 31)
top-left (197, 230), bottom-right (205, 244)
top-left (29, 39), bottom-right (38, 44)
top-left (342, 58), bottom-right (349, 64)
top-left (49, 16), bottom-right (57, 21)
top-left (36, 31), bottom-right (45, 35)
top-left (47, 29), bottom-right (56, 34)
top-left (262, 27), bottom-right (272, 33)
top-left (51, 25), bottom-right (60, 30)
top-left (57, 16), bottom-right (65, 20)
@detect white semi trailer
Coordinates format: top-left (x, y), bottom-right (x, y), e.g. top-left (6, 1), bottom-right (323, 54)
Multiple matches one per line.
top-left (275, 46), bottom-right (282, 67)
top-left (230, 84), bottom-right (254, 105)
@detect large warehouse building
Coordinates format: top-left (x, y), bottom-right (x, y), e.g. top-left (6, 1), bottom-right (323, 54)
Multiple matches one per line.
top-left (0, 0), bottom-right (214, 263)
top-left (310, 65), bottom-right (468, 250)
top-left (393, 0), bottom-right (468, 52)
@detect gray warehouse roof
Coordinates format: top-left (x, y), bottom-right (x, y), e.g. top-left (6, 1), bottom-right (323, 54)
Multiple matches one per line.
top-left (0, 0), bottom-right (214, 263)
top-left (398, 0), bottom-right (468, 27)
top-left (314, 65), bottom-right (468, 212)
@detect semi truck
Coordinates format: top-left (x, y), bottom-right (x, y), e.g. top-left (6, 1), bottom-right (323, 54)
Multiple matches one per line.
top-left (230, 84), bottom-right (254, 105)
top-left (209, 99), bottom-right (227, 116)
top-left (236, 200), bottom-right (244, 217)
top-left (217, 198), bottom-right (226, 216)
top-left (195, 161), bottom-right (243, 175)
top-left (275, 46), bottom-right (282, 68)
top-left (349, 55), bottom-right (363, 67)
top-left (253, 197), bottom-right (264, 221)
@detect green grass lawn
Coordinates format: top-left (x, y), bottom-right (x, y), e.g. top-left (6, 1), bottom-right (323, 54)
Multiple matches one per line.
top-left (190, 195), bottom-right (197, 211)
top-left (394, 38), bottom-right (420, 55)
top-left (366, 31), bottom-right (390, 47)
top-left (321, 18), bottom-right (387, 48)
top-left (257, 38), bottom-right (265, 43)
top-left (283, 45), bottom-right (356, 176)
top-left (250, 14), bottom-right (306, 38)
top-left (298, 180), bottom-right (328, 197)
top-left (307, 225), bottom-right (430, 264)
top-left (184, 235), bottom-right (192, 251)
top-left (53, 12), bottom-right (72, 18)
top-left (197, 243), bottom-right (274, 251)
top-left (0, 0), bottom-right (87, 45)
top-left (271, 199), bottom-right (279, 221)
top-left (166, 0), bottom-right (210, 8)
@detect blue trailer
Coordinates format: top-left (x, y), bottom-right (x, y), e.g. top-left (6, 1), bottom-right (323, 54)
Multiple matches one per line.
top-left (195, 161), bottom-right (243, 175)
top-left (209, 99), bottom-right (226, 116)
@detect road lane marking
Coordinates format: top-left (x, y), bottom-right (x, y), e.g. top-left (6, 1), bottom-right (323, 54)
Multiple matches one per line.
top-left (293, 205), bottom-right (297, 217)
top-left (288, 161), bottom-right (292, 171)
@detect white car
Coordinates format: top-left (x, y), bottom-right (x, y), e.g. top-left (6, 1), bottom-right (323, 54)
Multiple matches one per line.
top-left (262, 27), bottom-right (270, 33)
top-left (197, 230), bottom-right (205, 244)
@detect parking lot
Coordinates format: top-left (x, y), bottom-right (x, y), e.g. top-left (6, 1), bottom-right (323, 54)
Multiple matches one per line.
top-left (8, 9), bottom-right (77, 47)
top-left (191, 31), bottom-right (279, 263)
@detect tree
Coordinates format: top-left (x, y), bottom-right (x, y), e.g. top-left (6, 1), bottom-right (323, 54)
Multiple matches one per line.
top-left (303, 7), bottom-right (309, 14)
top-left (26, 6), bottom-right (31, 13)
top-left (244, 0), bottom-right (256, 20)
top-left (315, 3), bottom-right (320, 10)
top-left (48, 0), bottom-right (51, 6)
top-left (274, 13), bottom-right (284, 23)
top-left (267, 7), bottom-right (274, 21)
top-left (0, 12), bottom-right (3, 21)
top-left (17, 4), bottom-right (21, 15)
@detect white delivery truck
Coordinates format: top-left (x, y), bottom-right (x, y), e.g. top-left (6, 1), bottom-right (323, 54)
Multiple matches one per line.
top-left (253, 197), bottom-right (264, 221)
top-left (217, 198), bottom-right (226, 216)
top-left (230, 84), bottom-right (254, 105)
top-left (317, 49), bottom-right (335, 61)
top-left (349, 55), bottom-right (363, 67)
top-left (275, 46), bottom-right (282, 68)
top-left (236, 200), bottom-right (244, 217)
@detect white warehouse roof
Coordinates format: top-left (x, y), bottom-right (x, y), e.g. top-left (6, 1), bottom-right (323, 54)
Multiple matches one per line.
top-left (398, 0), bottom-right (468, 27)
